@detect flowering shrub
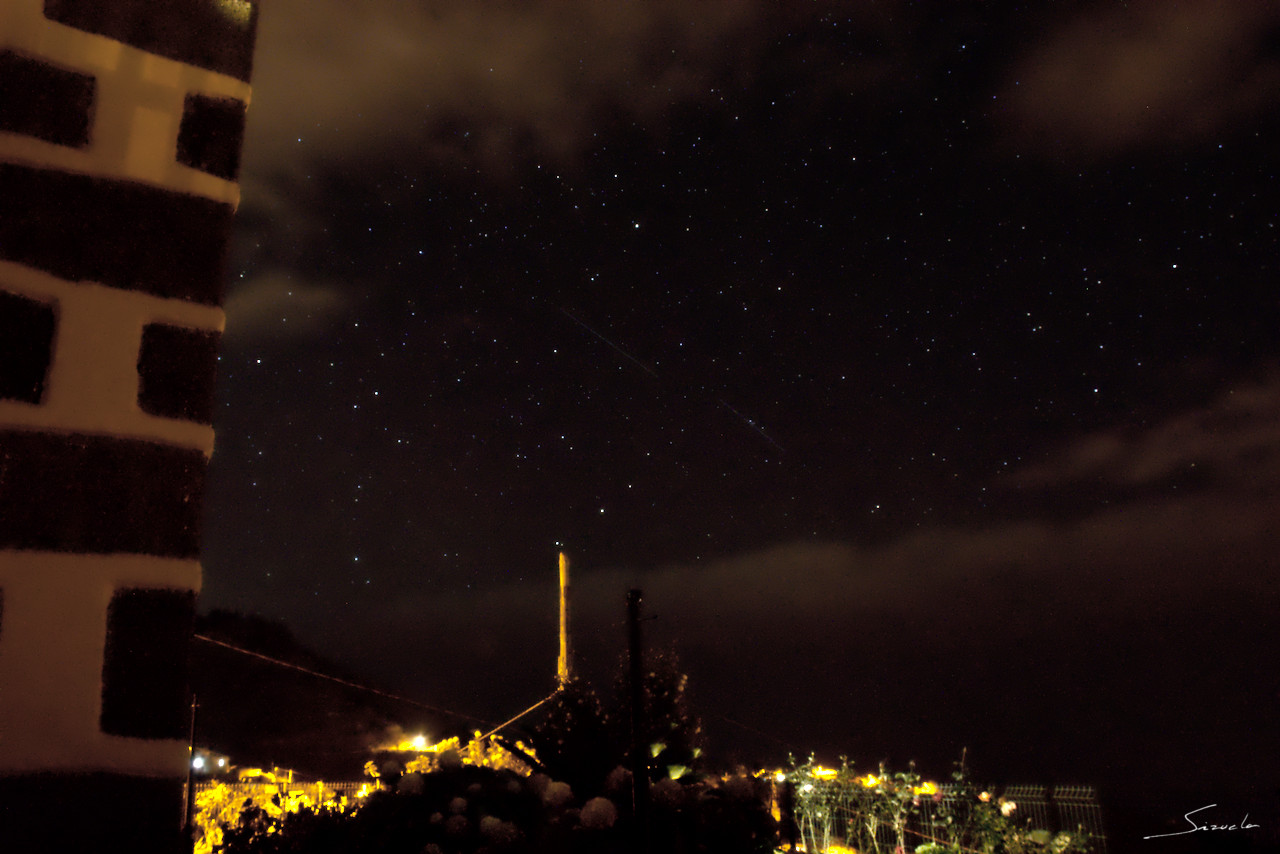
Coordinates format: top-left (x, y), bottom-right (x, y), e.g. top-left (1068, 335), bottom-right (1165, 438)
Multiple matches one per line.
top-left (366, 730), bottom-right (538, 780)
top-left (193, 772), bottom-right (362, 854)
top-left (200, 763), bottom-right (775, 853)
top-left (782, 756), bottom-right (1097, 854)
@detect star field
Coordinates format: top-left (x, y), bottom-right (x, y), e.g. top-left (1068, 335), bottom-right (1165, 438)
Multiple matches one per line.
top-left (212, 92), bottom-right (1278, 601)
top-left (203, 2), bottom-right (1280, 842)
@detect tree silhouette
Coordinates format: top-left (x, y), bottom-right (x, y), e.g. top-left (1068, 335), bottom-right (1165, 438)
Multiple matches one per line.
top-left (528, 677), bottom-right (617, 795)
top-left (616, 647), bottom-right (705, 783)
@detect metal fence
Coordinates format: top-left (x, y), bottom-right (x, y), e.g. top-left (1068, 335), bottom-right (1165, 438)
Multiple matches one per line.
top-left (194, 780), bottom-right (368, 804)
top-left (1050, 785), bottom-right (1107, 847)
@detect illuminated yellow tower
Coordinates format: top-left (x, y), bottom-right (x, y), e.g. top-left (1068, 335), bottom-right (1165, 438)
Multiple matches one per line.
top-left (0, 1), bottom-right (258, 849)
top-left (558, 551), bottom-right (573, 685)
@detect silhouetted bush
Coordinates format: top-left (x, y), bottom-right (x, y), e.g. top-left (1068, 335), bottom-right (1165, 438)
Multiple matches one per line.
top-left (211, 764), bottom-right (776, 854)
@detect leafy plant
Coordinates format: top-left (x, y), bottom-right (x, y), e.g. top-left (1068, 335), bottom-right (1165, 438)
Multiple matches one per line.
top-left (784, 752), bottom-right (1098, 854)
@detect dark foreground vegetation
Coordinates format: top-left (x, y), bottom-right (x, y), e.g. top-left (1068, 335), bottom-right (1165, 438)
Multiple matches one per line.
top-left (214, 763), bottom-right (776, 854)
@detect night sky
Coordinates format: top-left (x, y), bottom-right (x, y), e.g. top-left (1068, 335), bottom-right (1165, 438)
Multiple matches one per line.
top-left (202, 1), bottom-right (1280, 846)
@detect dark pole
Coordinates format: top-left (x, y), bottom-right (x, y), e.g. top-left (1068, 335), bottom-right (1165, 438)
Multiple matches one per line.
top-left (627, 589), bottom-right (650, 852)
top-left (183, 693), bottom-right (198, 852)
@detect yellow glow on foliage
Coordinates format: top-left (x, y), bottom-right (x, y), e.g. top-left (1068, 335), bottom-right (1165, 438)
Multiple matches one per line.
top-left (236, 767), bottom-right (289, 783)
top-left (193, 779), bottom-right (352, 854)
top-left (214, 0), bottom-right (253, 27)
top-left (913, 780), bottom-right (939, 796)
top-left (859, 774), bottom-right (881, 788)
top-left (811, 766), bottom-right (839, 780)
top-left (373, 731), bottom-right (538, 777)
top-left (197, 734), bottom-right (537, 852)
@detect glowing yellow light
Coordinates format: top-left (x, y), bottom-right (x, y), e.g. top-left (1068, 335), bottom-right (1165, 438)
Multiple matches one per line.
top-left (913, 781), bottom-right (939, 796)
top-left (860, 774), bottom-right (880, 787)
top-left (774, 771), bottom-right (787, 783)
top-left (811, 766), bottom-right (839, 780)
top-left (979, 791), bottom-right (992, 802)
top-left (373, 731), bottom-right (538, 777)
top-left (214, 0), bottom-right (253, 26)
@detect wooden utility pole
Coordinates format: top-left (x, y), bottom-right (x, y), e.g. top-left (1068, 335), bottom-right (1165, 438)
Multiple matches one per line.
top-left (627, 589), bottom-right (651, 851)
top-left (183, 694), bottom-right (198, 852)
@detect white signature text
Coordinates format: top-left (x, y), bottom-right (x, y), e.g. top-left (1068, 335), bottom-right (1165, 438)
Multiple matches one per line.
top-left (1144, 804), bottom-right (1260, 840)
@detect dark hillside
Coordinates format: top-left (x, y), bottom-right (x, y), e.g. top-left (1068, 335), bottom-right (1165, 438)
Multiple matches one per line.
top-left (189, 610), bottom-right (465, 779)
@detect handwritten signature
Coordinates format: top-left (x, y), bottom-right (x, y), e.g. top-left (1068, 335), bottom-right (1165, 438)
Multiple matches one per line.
top-left (1144, 804), bottom-right (1260, 840)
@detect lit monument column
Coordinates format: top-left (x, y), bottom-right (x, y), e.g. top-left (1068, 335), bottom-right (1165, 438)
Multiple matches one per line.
top-left (0, 1), bottom-right (258, 850)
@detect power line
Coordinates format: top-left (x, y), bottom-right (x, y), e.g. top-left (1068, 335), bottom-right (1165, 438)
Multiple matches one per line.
top-left (478, 690), bottom-right (560, 741)
top-left (192, 633), bottom-right (497, 728)
top-left (710, 711), bottom-right (803, 754)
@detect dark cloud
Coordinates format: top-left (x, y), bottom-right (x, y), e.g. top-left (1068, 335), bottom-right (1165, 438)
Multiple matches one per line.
top-left (352, 485), bottom-right (1277, 658)
top-left (1012, 369), bottom-right (1280, 489)
top-left (285, 380), bottom-right (1280, 725)
top-left (242, 0), bottom-right (817, 180)
top-left (999, 0), bottom-right (1280, 158)
top-left (209, 337), bottom-right (1280, 725)
top-left (222, 271), bottom-right (352, 342)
